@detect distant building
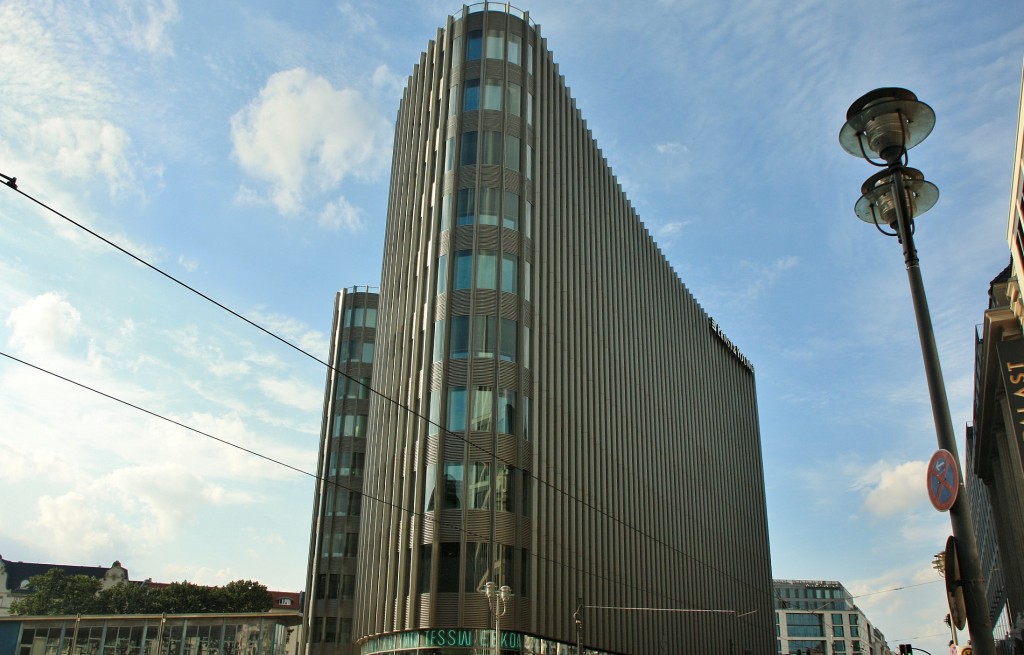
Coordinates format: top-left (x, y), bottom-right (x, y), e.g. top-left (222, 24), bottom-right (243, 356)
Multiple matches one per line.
top-left (0, 555), bottom-right (299, 618)
top-left (303, 287), bottom-right (376, 655)
top-left (0, 557), bottom-right (128, 617)
top-left (0, 613), bottom-right (302, 655)
top-left (773, 580), bottom-right (891, 655)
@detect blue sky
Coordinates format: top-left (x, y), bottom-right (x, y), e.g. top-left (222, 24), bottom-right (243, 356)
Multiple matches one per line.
top-left (0, 0), bottom-right (1021, 651)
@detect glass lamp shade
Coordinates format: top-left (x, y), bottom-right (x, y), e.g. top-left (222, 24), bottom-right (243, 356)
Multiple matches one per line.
top-left (839, 88), bottom-right (935, 164)
top-left (854, 168), bottom-right (939, 228)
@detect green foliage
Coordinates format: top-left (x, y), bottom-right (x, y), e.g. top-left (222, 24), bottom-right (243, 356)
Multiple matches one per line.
top-left (97, 582), bottom-right (161, 614)
top-left (10, 569), bottom-right (273, 616)
top-left (9, 568), bottom-right (102, 616)
top-left (218, 580), bottom-right (273, 613)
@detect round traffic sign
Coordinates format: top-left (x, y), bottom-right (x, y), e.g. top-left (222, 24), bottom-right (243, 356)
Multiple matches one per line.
top-left (927, 449), bottom-right (959, 512)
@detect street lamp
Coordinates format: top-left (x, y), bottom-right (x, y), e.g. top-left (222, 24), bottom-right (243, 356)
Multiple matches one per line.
top-left (838, 87), bottom-right (995, 655)
top-left (484, 581), bottom-right (512, 655)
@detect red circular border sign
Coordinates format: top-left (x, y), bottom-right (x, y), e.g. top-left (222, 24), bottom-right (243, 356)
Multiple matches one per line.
top-left (927, 449), bottom-right (959, 512)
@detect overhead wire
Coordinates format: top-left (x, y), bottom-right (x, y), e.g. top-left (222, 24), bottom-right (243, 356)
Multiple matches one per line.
top-left (0, 348), bottom-right (762, 631)
top-left (0, 176), bottom-right (783, 631)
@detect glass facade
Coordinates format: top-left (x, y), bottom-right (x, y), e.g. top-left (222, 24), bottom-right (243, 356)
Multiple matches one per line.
top-left (304, 287), bottom-right (377, 655)
top-left (2, 616), bottom-right (297, 655)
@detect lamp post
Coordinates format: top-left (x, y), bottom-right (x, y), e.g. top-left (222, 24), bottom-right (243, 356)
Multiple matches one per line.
top-left (484, 581), bottom-right (512, 655)
top-left (838, 87), bottom-right (995, 655)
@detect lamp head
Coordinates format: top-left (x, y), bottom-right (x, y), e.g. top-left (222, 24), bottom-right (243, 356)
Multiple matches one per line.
top-left (839, 88), bottom-right (935, 165)
top-left (854, 167), bottom-right (939, 228)
top-left (484, 581), bottom-right (496, 598)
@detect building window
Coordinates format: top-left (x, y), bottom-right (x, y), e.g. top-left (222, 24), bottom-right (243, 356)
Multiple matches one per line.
top-left (338, 451), bottom-right (364, 476)
top-left (485, 29), bottom-right (503, 59)
top-left (476, 250), bottom-right (498, 289)
top-left (340, 574), bottom-right (355, 600)
top-left (832, 613), bottom-right (843, 624)
top-left (524, 199), bottom-right (532, 238)
top-left (339, 376), bottom-right (370, 400)
top-left (507, 82), bottom-right (521, 117)
top-left (481, 131), bottom-right (502, 165)
top-left (503, 191), bottom-right (519, 230)
top-left (468, 462), bottom-right (491, 508)
top-left (429, 393), bottom-right (440, 435)
top-left (445, 137), bottom-right (456, 170)
top-left (501, 254), bottom-right (518, 294)
top-left (419, 544), bottom-right (433, 591)
top-left (343, 414), bottom-right (367, 437)
top-left (483, 78), bottom-right (502, 111)
top-left (443, 461), bottom-right (464, 508)
top-left (505, 134), bottom-right (521, 171)
top-left (466, 30), bottom-right (482, 60)
top-left (436, 540), bottom-right (460, 589)
top-left (460, 131), bottom-right (478, 165)
top-left (440, 194), bottom-right (453, 231)
top-left (471, 385), bottom-right (493, 430)
top-left (496, 464), bottom-right (513, 511)
top-left (523, 261), bottom-right (532, 301)
top-left (339, 619), bottom-right (352, 645)
top-left (850, 626), bottom-right (859, 637)
top-left (479, 187), bottom-right (500, 225)
top-left (457, 188), bottom-right (476, 225)
top-left (433, 319), bottom-right (446, 361)
top-left (508, 34), bottom-right (522, 65)
top-left (451, 35), bottom-right (462, 63)
top-left (498, 389), bottom-right (516, 434)
top-left (448, 83), bottom-right (459, 116)
top-left (464, 79), bottom-right (480, 111)
top-left (327, 574), bottom-right (340, 599)
top-left (526, 43), bottom-right (533, 74)
top-left (473, 315), bottom-right (497, 359)
top-left (833, 626), bottom-right (844, 637)
top-left (450, 315), bottom-right (470, 359)
top-left (786, 613), bottom-right (824, 637)
top-left (329, 487), bottom-right (361, 516)
top-left (454, 250), bottom-right (473, 289)
top-left (465, 542), bottom-right (491, 592)
top-left (500, 318), bottom-right (517, 362)
top-left (447, 387), bottom-right (467, 431)
top-left (522, 394), bottom-right (531, 440)
top-left (526, 91), bottom-right (533, 126)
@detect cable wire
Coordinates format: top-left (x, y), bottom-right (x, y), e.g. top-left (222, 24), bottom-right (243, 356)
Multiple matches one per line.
top-left (1, 176), bottom-right (777, 626)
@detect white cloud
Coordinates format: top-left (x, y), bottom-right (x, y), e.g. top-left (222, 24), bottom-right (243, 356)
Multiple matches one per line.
top-left (30, 117), bottom-right (135, 195)
top-left (6, 293), bottom-right (82, 357)
top-left (230, 68), bottom-right (392, 216)
top-left (319, 195), bottom-right (364, 231)
top-left (857, 460), bottom-right (928, 518)
top-left (258, 376), bottom-right (322, 412)
top-left (656, 141), bottom-right (688, 156)
top-left (178, 255), bottom-right (199, 272)
top-left (657, 220), bottom-right (689, 239)
top-left (120, 0), bottom-right (181, 56)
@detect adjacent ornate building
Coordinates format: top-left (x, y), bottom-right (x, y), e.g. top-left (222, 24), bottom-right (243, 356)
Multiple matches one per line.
top-left (968, 68), bottom-right (1024, 650)
top-left (305, 4), bottom-right (775, 654)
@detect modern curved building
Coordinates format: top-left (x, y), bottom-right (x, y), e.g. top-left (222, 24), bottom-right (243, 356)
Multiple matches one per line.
top-left (306, 4), bottom-right (775, 654)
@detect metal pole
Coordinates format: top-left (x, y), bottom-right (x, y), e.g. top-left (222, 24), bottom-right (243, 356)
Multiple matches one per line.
top-left (889, 167), bottom-right (996, 655)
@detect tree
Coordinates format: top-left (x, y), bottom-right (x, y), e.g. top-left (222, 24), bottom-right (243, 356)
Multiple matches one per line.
top-left (97, 582), bottom-right (160, 614)
top-left (217, 580), bottom-right (272, 612)
top-left (9, 568), bottom-right (102, 615)
top-left (154, 582), bottom-right (221, 614)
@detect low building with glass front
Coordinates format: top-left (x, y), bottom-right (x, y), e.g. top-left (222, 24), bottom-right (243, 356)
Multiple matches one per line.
top-left (0, 613), bottom-right (302, 655)
top-left (774, 580), bottom-right (891, 655)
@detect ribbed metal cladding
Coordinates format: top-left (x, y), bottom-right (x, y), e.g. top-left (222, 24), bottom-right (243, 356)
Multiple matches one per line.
top-left (304, 288), bottom-right (378, 655)
top-left (352, 4), bottom-right (775, 654)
